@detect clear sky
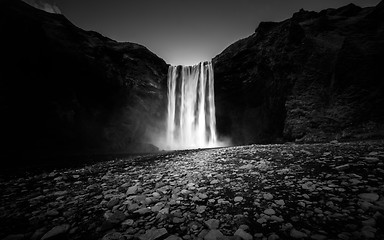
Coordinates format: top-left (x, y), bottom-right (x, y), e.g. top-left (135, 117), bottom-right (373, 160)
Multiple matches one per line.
top-left (26, 0), bottom-right (381, 65)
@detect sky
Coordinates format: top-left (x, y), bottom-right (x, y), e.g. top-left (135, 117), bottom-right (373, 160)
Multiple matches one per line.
top-left (25, 0), bottom-right (381, 66)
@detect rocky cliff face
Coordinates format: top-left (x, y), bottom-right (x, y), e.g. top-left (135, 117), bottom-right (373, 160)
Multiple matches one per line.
top-left (213, 1), bottom-right (384, 144)
top-left (0, 0), bottom-right (169, 161)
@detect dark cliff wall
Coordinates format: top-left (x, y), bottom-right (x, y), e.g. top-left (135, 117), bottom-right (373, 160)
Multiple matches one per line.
top-left (213, 1), bottom-right (384, 144)
top-left (0, 0), bottom-right (169, 161)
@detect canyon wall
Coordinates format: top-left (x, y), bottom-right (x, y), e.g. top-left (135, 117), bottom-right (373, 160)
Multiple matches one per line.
top-left (0, 0), bottom-right (169, 162)
top-left (213, 2), bottom-right (384, 144)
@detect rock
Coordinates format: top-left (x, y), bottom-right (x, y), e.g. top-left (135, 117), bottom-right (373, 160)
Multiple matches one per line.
top-left (46, 209), bottom-right (59, 216)
top-left (359, 193), bottom-right (379, 202)
top-left (267, 233), bottom-right (279, 240)
top-left (234, 229), bottom-right (253, 240)
top-left (122, 219), bottom-right (134, 227)
top-left (204, 230), bottom-right (224, 240)
top-left (126, 185), bottom-right (138, 195)
top-left (165, 236), bottom-right (183, 240)
top-left (41, 224), bottom-right (70, 240)
top-left (107, 198), bottom-right (120, 208)
top-left (198, 193), bottom-right (208, 199)
top-left (264, 208), bottom-right (275, 215)
top-left (335, 164), bottom-right (350, 171)
top-left (239, 225), bottom-right (249, 231)
top-left (1, 234), bottom-right (24, 240)
top-left (196, 205), bottom-right (207, 213)
top-left (274, 200), bottom-right (285, 206)
top-left (106, 211), bottom-right (126, 224)
top-left (173, 217), bottom-right (185, 223)
top-left (310, 234), bottom-right (327, 240)
top-left (139, 228), bottom-right (168, 240)
top-left (31, 228), bottom-right (47, 240)
top-left (290, 229), bottom-right (307, 239)
top-left (205, 219), bottom-right (220, 230)
top-left (134, 208), bottom-right (151, 215)
top-left (102, 232), bottom-right (125, 240)
top-left (210, 180), bottom-right (219, 184)
top-left (362, 218), bottom-right (376, 227)
top-left (263, 193), bottom-right (273, 200)
top-left (234, 196), bottom-right (243, 202)
top-left (239, 164), bottom-right (253, 169)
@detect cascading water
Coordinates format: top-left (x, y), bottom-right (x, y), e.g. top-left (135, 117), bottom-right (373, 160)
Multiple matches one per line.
top-left (166, 61), bottom-right (218, 150)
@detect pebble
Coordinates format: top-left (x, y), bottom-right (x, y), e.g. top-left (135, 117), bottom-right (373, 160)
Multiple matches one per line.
top-left (234, 196), bottom-right (243, 202)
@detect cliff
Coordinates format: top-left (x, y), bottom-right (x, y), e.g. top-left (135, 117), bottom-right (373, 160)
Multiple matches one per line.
top-left (213, 1), bottom-right (384, 144)
top-left (0, 0), bottom-right (169, 165)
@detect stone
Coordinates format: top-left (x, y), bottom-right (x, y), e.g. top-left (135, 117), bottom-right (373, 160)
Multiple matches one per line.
top-left (264, 208), bottom-right (275, 215)
top-left (139, 228), bottom-right (168, 240)
top-left (204, 230), bottom-right (224, 240)
top-left (263, 193), bottom-right (273, 200)
top-left (205, 219), bottom-right (220, 230)
top-left (335, 164), bottom-right (350, 171)
top-left (310, 234), bottom-right (327, 240)
top-left (210, 180), bottom-right (219, 184)
top-left (165, 236), bottom-right (183, 240)
top-left (359, 193), bottom-right (379, 202)
top-left (122, 219), bottom-right (134, 227)
top-left (106, 211), bottom-right (126, 224)
top-left (274, 200), bottom-right (285, 206)
top-left (102, 232), bottom-right (125, 240)
top-left (107, 198), bottom-right (119, 208)
top-left (290, 229), bottom-right (307, 239)
top-left (234, 229), bottom-right (253, 240)
top-left (126, 185), bottom-right (138, 195)
top-left (268, 233), bottom-right (279, 240)
top-left (234, 196), bottom-right (243, 202)
top-left (134, 208), bottom-right (151, 215)
top-left (173, 217), bottom-right (185, 223)
top-left (196, 205), bottom-right (207, 213)
top-left (41, 224), bottom-right (70, 240)
top-left (1, 234), bottom-right (24, 240)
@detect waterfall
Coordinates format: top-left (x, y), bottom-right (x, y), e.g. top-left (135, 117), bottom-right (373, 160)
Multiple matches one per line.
top-left (166, 61), bottom-right (218, 150)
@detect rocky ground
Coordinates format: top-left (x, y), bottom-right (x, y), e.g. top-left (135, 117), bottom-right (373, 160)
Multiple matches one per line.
top-left (1, 140), bottom-right (384, 240)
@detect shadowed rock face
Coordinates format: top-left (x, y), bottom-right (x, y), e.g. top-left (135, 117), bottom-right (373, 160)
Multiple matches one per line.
top-left (0, 0), bottom-right (169, 161)
top-left (213, 1), bottom-right (384, 144)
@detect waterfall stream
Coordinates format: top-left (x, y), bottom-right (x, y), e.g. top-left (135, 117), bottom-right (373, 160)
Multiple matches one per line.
top-left (166, 61), bottom-right (218, 150)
